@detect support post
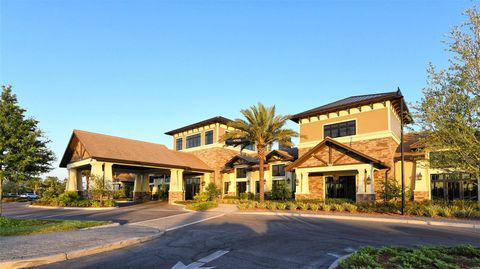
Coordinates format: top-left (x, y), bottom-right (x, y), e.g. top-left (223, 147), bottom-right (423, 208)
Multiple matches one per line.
top-left (168, 169), bottom-right (184, 203)
top-left (67, 168), bottom-right (78, 192)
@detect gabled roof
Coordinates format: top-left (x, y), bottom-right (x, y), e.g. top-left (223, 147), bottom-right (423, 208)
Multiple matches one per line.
top-left (290, 90), bottom-right (412, 124)
top-left (266, 149), bottom-right (296, 162)
top-left (165, 116), bottom-right (232, 136)
top-left (224, 154), bottom-right (259, 168)
top-left (286, 137), bottom-right (389, 171)
top-left (60, 130), bottom-right (213, 172)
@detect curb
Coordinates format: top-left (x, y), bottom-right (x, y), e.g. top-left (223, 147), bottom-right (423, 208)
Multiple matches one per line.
top-left (328, 253), bottom-right (352, 269)
top-left (80, 222), bottom-right (120, 230)
top-left (234, 211), bottom-right (480, 230)
top-left (0, 232), bottom-right (164, 269)
top-left (27, 204), bottom-right (119, 211)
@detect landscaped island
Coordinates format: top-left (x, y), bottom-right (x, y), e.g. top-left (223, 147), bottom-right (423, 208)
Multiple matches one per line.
top-left (0, 217), bottom-right (111, 236)
top-left (337, 245), bottom-right (480, 269)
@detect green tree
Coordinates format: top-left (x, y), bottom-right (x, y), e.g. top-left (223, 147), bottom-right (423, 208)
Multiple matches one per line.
top-left (42, 176), bottom-right (65, 199)
top-left (0, 85), bottom-right (55, 215)
top-left (414, 8), bottom-right (480, 176)
top-left (204, 182), bottom-right (220, 201)
top-left (221, 103), bottom-right (298, 203)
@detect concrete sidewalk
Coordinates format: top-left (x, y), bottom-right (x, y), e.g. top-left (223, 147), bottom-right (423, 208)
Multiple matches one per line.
top-left (0, 208), bottom-right (231, 269)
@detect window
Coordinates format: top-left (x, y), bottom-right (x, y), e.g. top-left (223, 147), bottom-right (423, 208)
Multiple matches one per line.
top-left (431, 173), bottom-right (478, 201)
top-left (224, 182), bottom-right (230, 194)
top-left (236, 168), bottom-right (247, 178)
top-left (186, 134), bottom-right (201, 149)
top-left (272, 164), bottom-right (286, 177)
top-left (176, 138), bottom-right (183, 151)
top-left (205, 130), bottom-right (214, 145)
top-left (244, 144), bottom-right (255, 151)
top-left (323, 120), bottom-right (356, 138)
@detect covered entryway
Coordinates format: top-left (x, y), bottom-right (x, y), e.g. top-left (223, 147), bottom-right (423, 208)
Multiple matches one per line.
top-left (59, 130), bottom-right (214, 203)
top-left (286, 137), bottom-right (389, 203)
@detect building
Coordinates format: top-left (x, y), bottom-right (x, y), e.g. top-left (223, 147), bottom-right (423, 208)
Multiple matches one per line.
top-left (60, 90), bottom-right (479, 203)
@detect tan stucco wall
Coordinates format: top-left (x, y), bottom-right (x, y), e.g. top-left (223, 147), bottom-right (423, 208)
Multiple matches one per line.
top-left (389, 106), bottom-right (401, 139)
top-left (172, 124), bottom-right (217, 150)
top-left (299, 107), bottom-right (389, 143)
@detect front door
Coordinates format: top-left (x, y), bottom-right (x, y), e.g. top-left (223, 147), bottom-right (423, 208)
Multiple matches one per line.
top-left (185, 177), bottom-right (200, 200)
top-left (236, 182), bottom-right (247, 196)
top-left (326, 175), bottom-right (356, 201)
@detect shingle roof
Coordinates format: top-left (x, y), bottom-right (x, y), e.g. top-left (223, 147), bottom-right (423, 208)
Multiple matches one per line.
top-left (59, 130), bottom-right (213, 172)
top-left (290, 90), bottom-right (412, 123)
top-left (165, 116), bottom-right (232, 136)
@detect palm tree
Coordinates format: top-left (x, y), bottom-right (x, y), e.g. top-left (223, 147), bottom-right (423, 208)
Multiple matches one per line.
top-left (221, 103), bottom-right (298, 203)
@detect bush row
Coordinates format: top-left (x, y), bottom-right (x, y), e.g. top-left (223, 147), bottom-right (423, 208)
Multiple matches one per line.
top-left (32, 191), bottom-right (116, 208)
top-left (234, 199), bottom-right (480, 219)
top-left (185, 201), bottom-right (218, 211)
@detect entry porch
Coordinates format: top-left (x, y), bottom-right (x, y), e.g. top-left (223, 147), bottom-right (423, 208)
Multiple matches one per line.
top-left (65, 158), bottom-right (212, 203)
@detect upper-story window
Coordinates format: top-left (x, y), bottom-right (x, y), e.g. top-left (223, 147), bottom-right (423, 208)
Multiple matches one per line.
top-left (186, 134), bottom-right (201, 149)
top-left (244, 144), bottom-right (255, 151)
top-left (176, 138), bottom-right (183, 151)
top-left (324, 120), bottom-right (356, 138)
top-left (236, 168), bottom-right (247, 178)
top-left (205, 130), bottom-right (214, 145)
top-left (272, 164), bottom-right (286, 177)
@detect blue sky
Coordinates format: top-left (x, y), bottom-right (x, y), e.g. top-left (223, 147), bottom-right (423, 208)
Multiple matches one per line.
top-left (0, 0), bottom-right (475, 179)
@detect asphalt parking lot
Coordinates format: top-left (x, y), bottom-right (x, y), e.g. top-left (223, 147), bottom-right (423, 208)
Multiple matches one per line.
top-left (2, 201), bottom-right (186, 224)
top-left (35, 213), bottom-right (480, 269)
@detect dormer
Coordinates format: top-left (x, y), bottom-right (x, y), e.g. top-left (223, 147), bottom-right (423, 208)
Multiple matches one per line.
top-left (290, 91), bottom-right (412, 149)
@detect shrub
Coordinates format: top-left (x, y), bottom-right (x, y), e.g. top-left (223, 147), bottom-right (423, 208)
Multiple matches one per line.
top-left (423, 204), bottom-right (441, 217)
top-left (331, 203), bottom-right (345, 212)
top-left (309, 203), bottom-right (320, 211)
top-left (256, 202), bottom-right (266, 209)
top-left (205, 183), bottom-right (220, 201)
top-left (113, 189), bottom-right (127, 200)
top-left (343, 203), bottom-right (358, 213)
top-left (239, 193), bottom-right (249, 200)
top-left (320, 204), bottom-right (332, 212)
top-left (194, 192), bottom-right (210, 202)
top-left (186, 201), bottom-right (218, 211)
top-left (298, 202), bottom-right (309, 211)
top-left (454, 208), bottom-right (479, 218)
top-left (379, 178), bottom-right (404, 202)
top-left (276, 202), bottom-right (287, 210)
top-left (326, 198), bottom-right (353, 205)
top-left (286, 201), bottom-right (297, 210)
top-left (270, 181), bottom-right (292, 201)
top-left (265, 201), bottom-right (278, 210)
top-left (438, 206), bottom-right (453, 217)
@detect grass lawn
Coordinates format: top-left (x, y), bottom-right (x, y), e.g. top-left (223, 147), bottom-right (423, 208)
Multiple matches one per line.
top-left (0, 217), bottom-right (111, 236)
top-left (338, 245), bottom-right (480, 269)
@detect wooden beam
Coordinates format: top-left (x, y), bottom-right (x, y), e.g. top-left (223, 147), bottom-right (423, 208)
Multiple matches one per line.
top-left (333, 153), bottom-right (347, 165)
top-left (313, 154), bottom-right (328, 166)
top-left (328, 147), bottom-right (333, 165)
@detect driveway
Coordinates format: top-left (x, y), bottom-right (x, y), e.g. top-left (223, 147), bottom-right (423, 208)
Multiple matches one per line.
top-left (35, 214), bottom-right (480, 269)
top-left (2, 201), bottom-right (187, 224)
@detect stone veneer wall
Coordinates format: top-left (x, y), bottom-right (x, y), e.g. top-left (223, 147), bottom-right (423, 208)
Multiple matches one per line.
top-left (189, 147), bottom-right (239, 188)
top-left (169, 191), bottom-right (184, 203)
top-left (413, 191), bottom-right (429, 201)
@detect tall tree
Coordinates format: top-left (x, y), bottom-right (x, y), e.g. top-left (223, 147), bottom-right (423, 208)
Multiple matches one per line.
top-left (221, 103), bottom-right (298, 203)
top-left (414, 8), bottom-right (480, 175)
top-left (0, 85), bottom-right (55, 215)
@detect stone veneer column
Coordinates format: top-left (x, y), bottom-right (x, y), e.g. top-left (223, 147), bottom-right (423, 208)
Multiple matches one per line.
top-left (168, 169), bottom-right (184, 203)
top-left (413, 160), bottom-right (430, 201)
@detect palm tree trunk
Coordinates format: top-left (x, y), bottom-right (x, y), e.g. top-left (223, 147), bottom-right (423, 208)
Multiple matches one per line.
top-left (0, 177), bottom-right (3, 217)
top-left (258, 145), bottom-right (266, 204)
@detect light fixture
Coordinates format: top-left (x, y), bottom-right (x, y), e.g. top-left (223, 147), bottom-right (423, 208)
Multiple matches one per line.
top-left (366, 176), bottom-right (372, 185)
top-left (416, 172), bottom-right (423, 181)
